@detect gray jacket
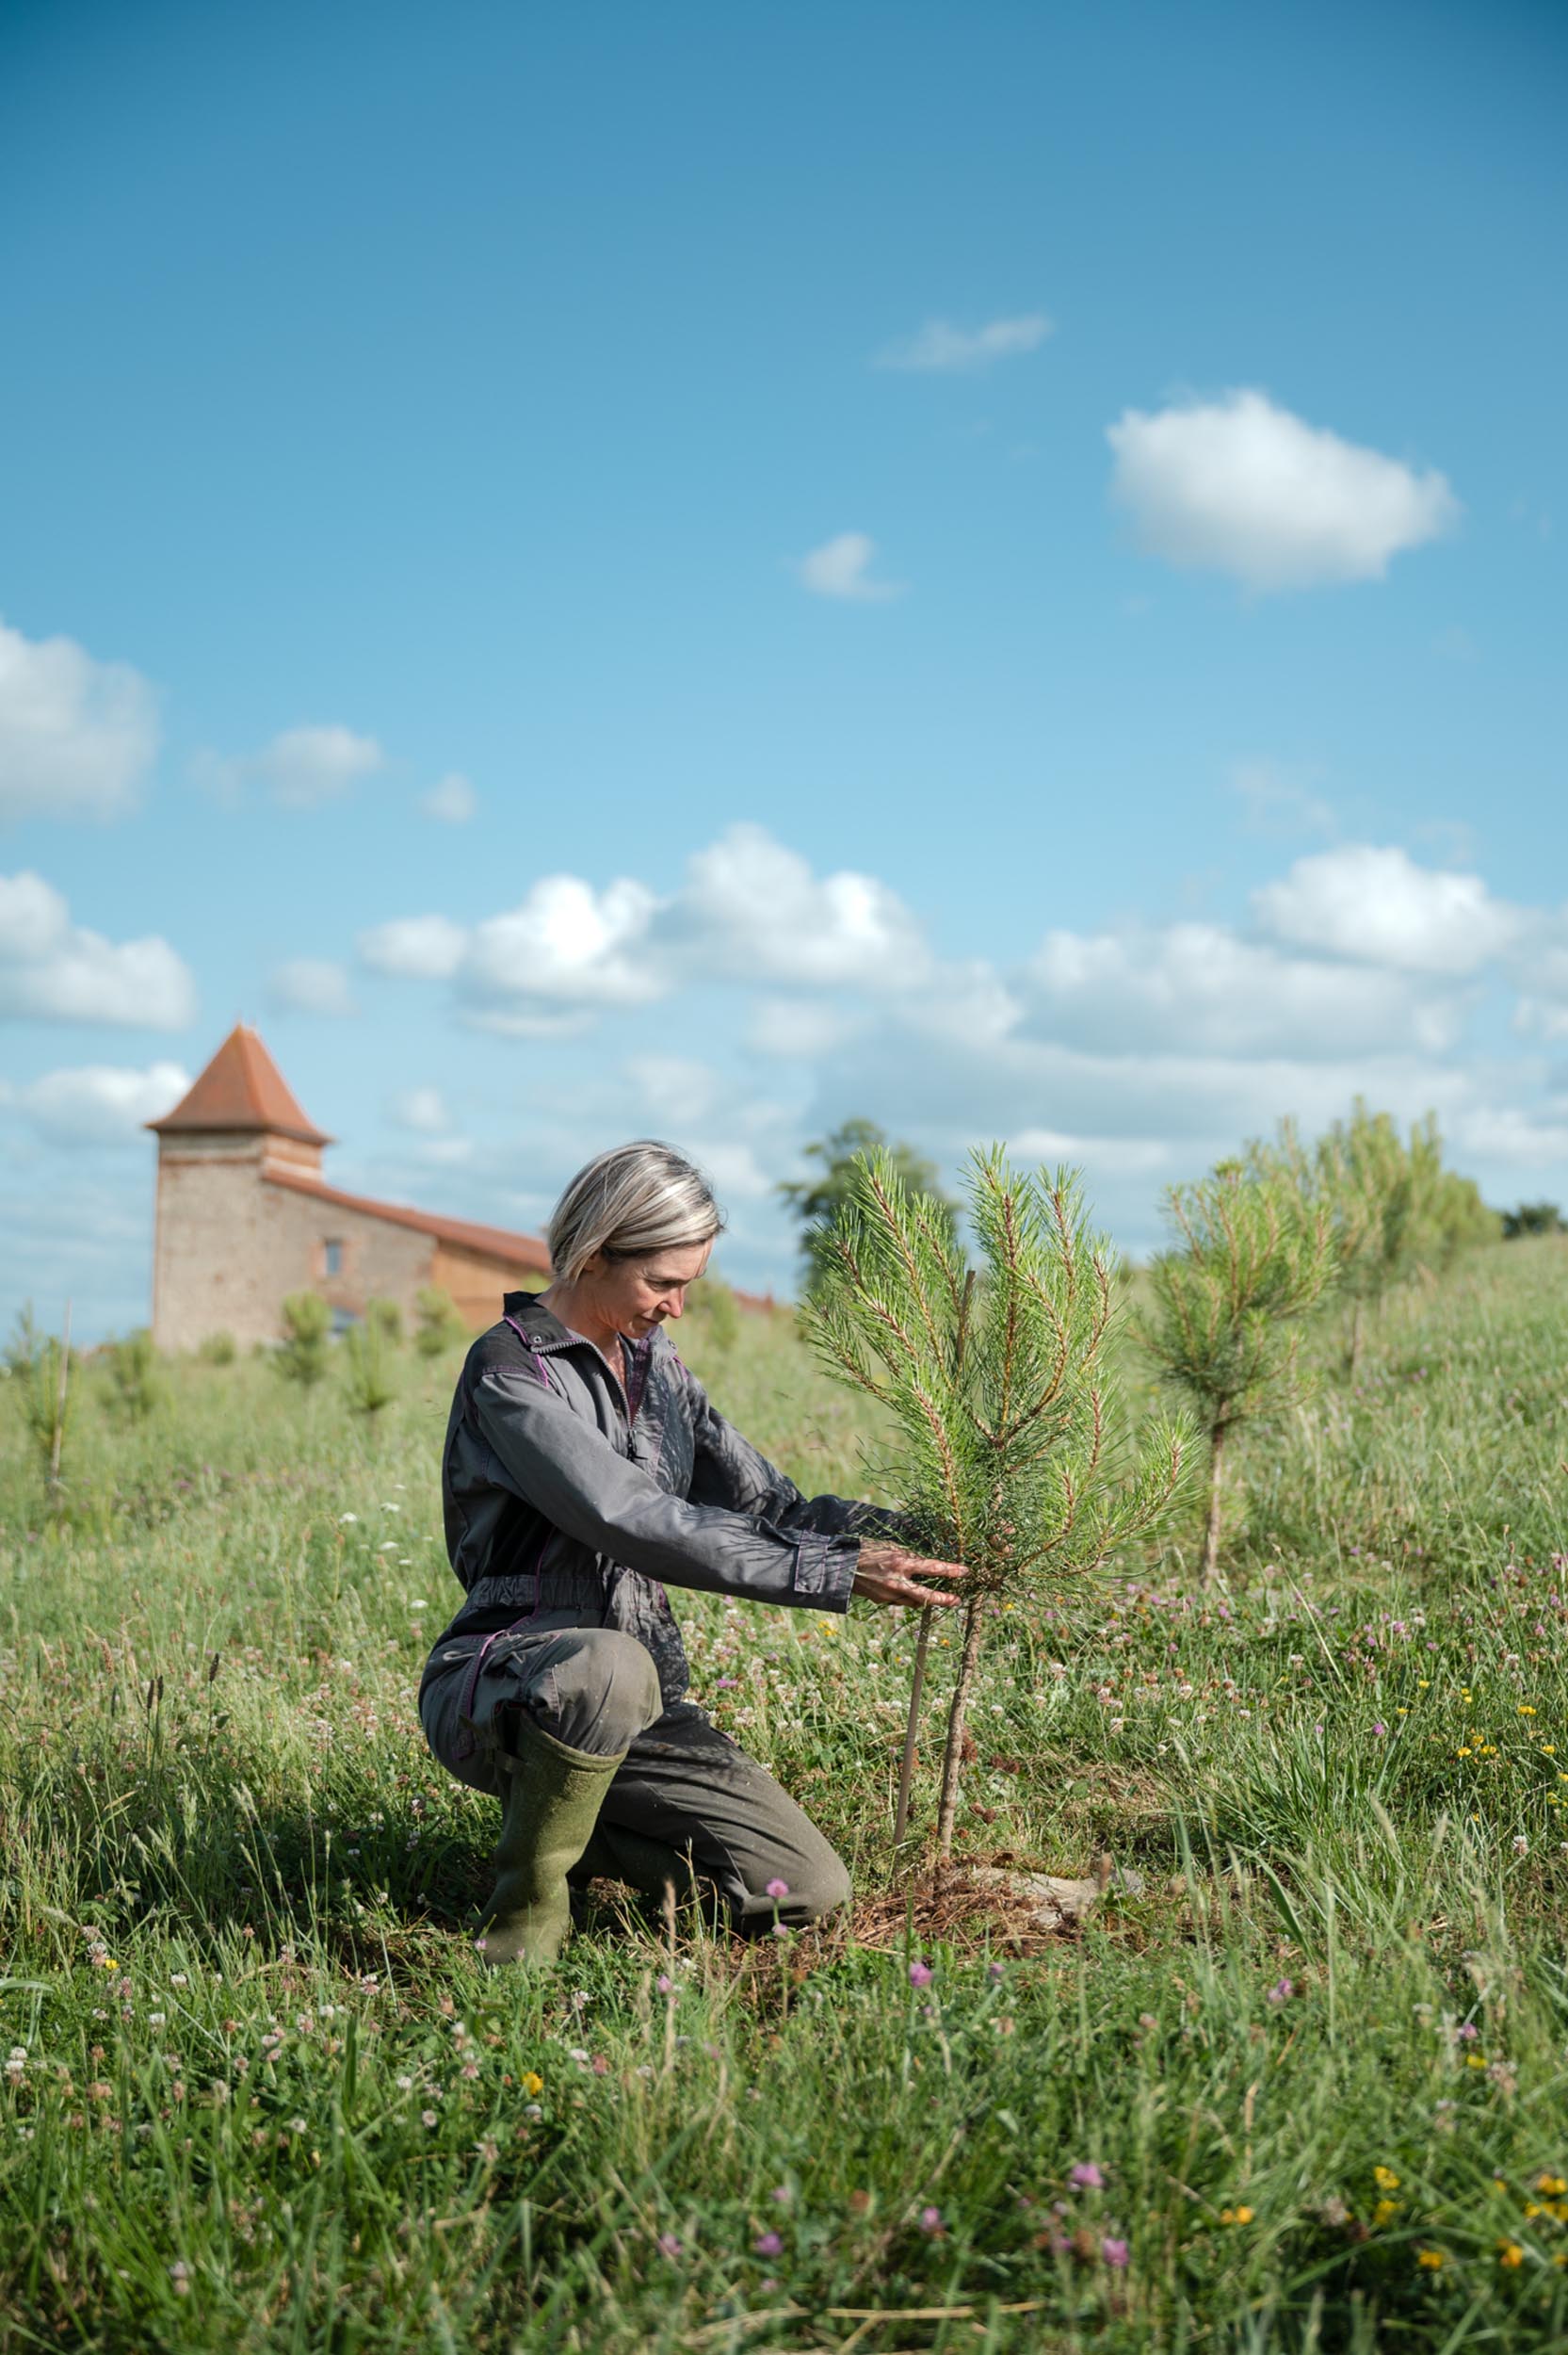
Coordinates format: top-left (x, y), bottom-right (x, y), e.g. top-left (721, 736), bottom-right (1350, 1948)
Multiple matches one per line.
top-left (422, 1291), bottom-right (905, 1712)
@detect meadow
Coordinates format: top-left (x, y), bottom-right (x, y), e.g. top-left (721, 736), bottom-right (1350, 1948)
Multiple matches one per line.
top-left (4, 1240), bottom-right (1568, 2352)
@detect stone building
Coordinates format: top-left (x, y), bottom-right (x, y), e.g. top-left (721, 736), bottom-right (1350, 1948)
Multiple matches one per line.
top-left (147, 1025), bottom-right (550, 1351)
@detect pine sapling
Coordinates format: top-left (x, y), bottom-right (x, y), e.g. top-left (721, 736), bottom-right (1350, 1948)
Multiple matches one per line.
top-left (803, 1147), bottom-right (1189, 1867)
top-left (1140, 1162), bottom-right (1334, 1580)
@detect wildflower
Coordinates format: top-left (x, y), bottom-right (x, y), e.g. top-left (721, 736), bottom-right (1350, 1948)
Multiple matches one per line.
top-left (1267, 1978), bottom-right (1293, 2006)
top-left (339, 1513), bottom-right (358, 1524)
top-left (1498, 2240), bottom-right (1524, 2267)
top-left (1102, 2235), bottom-right (1130, 2268)
top-left (170, 2260), bottom-right (191, 2297)
top-left (918, 2205), bottom-right (944, 2234)
top-left (1373, 2166), bottom-right (1400, 2192)
top-left (1537, 2175), bottom-right (1567, 2197)
top-left (1416, 2248), bottom-right (1446, 2269)
top-left (771, 2184), bottom-right (792, 2204)
top-left (656, 2233), bottom-right (683, 2259)
top-left (765, 1877), bottom-right (789, 1901)
top-left (170, 1973), bottom-right (188, 1988)
top-left (753, 2231), bottom-right (783, 2257)
top-left (1373, 2199), bottom-right (1399, 2227)
top-left (1513, 1836), bottom-right (1529, 1856)
top-left (421, 2109), bottom-right (438, 2128)
top-left (1219, 2207), bottom-right (1254, 2225)
top-left (988, 1961), bottom-right (1005, 1983)
top-left (521, 2071), bottom-right (543, 2098)
top-left (908, 1961), bottom-right (933, 1989)
top-left (1457, 2022), bottom-right (1479, 2041)
top-left (475, 2136), bottom-right (499, 2165)
top-left (1520, 1705), bottom-right (1537, 1715)
top-left (655, 1974), bottom-right (673, 1995)
top-left (1070, 2162), bottom-right (1105, 2190)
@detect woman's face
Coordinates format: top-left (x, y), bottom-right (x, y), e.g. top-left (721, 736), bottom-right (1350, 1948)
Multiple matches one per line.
top-left (583, 1238), bottom-right (713, 1337)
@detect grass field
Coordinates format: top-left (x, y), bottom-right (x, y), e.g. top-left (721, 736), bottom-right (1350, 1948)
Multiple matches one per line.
top-left (4, 1241), bottom-right (1568, 2351)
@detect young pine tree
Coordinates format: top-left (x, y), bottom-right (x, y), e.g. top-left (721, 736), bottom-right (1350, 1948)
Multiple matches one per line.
top-left (803, 1147), bottom-right (1188, 1866)
top-left (274, 1291), bottom-right (332, 1387)
top-left (1140, 1162), bottom-right (1334, 1581)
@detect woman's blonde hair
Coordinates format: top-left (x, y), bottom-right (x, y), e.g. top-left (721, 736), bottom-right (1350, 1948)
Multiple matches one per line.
top-left (547, 1140), bottom-right (724, 1284)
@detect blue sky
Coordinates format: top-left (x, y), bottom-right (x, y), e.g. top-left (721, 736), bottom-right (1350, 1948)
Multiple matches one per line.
top-left (2, 0), bottom-right (1565, 1335)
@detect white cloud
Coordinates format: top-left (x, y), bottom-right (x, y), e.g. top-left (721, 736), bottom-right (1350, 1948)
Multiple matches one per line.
top-left (1023, 920), bottom-right (1461, 1056)
top-left (0, 616), bottom-right (160, 822)
top-left (390, 1085), bottom-right (452, 1134)
top-left (1253, 845), bottom-right (1523, 975)
top-left (420, 771), bottom-right (477, 824)
top-left (357, 913), bottom-right (468, 980)
top-left (0, 871), bottom-right (197, 1028)
top-left (669, 826), bottom-right (929, 992)
top-left (747, 997), bottom-right (859, 1060)
top-left (1107, 389), bottom-right (1459, 590)
top-left (0, 1060), bottom-right (189, 1146)
top-left (464, 877), bottom-right (661, 1013)
top-left (875, 312), bottom-right (1054, 373)
top-left (194, 724), bottom-right (384, 810)
top-left (683, 1138), bottom-right (773, 1201)
top-left (267, 957), bottom-right (357, 1017)
top-left (1229, 759), bottom-right (1336, 839)
top-left (624, 1055), bottom-right (721, 1128)
top-left (796, 532), bottom-right (904, 602)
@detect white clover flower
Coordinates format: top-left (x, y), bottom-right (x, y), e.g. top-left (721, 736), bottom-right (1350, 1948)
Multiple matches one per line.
top-left (339, 1514), bottom-right (358, 1525)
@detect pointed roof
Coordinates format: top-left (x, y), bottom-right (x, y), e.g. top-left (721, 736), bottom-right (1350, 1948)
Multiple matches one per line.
top-left (148, 1023), bottom-right (333, 1145)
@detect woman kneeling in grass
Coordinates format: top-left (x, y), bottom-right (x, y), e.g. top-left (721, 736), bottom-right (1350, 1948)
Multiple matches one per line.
top-left (419, 1140), bottom-right (966, 1964)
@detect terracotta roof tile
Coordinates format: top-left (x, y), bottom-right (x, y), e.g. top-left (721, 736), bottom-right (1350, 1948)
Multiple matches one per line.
top-left (263, 1161), bottom-right (552, 1273)
top-left (149, 1024), bottom-right (332, 1145)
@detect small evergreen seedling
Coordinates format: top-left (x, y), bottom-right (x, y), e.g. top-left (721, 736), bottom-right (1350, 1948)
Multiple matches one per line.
top-left (414, 1287), bottom-right (468, 1358)
top-left (344, 1316), bottom-right (397, 1417)
top-left (105, 1328), bottom-right (163, 1421)
top-left (1140, 1162), bottom-right (1334, 1580)
top-left (274, 1291), bottom-right (332, 1387)
top-left (804, 1147), bottom-right (1188, 1865)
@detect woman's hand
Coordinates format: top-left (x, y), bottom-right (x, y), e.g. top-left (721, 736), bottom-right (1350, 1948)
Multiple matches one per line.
top-left (851, 1542), bottom-right (968, 1610)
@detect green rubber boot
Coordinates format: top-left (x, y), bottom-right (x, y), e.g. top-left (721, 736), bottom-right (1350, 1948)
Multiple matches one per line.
top-left (476, 1714), bottom-right (626, 1967)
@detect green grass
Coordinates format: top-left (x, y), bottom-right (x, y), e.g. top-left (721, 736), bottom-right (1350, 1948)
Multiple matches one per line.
top-left (4, 1245), bottom-right (1568, 2350)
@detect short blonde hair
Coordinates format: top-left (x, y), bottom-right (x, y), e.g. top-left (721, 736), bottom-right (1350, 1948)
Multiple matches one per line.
top-left (547, 1140), bottom-right (724, 1284)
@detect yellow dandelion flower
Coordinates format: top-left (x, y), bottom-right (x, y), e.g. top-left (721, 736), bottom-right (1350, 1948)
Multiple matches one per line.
top-left (1543, 1746), bottom-right (1557, 1757)
top-left (97, 1957), bottom-right (119, 1971)
top-left (1520, 1706), bottom-right (1537, 1716)
top-left (1466, 2054), bottom-right (1488, 2069)
top-left (1416, 2247), bottom-right (1446, 2269)
top-left (1234, 2206), bottom-right (1254, 2225)
top-left (1458, 1747), bottom-right (1474, 1759)
top-left (1373, 2199), bottom-right (1400, 2226)
top-left (1418, 1680), bottom-right (1431, 1689)
top-left (1374, 2166), bottom-right (1401, 2191)
top-left (1537, 2175), bottom-right (1567, 2197)
top-left (1498, 2240), bottom-right (1524, 2268)
top-left (521, 2071), bottom-right (544, 2097)
top-left (1526, 2202), bottom-right (1544, 2219)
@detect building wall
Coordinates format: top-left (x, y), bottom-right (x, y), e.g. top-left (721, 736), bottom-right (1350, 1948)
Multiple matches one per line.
top-left (429, 1241), bottom-right (545, 1331)
top-left (152, 1135), bottom-right (432, 1350)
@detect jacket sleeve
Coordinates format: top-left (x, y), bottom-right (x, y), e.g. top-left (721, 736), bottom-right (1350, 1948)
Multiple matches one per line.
top-left (469, 1365), bottom-right (859, 1614)
top-left (686, 1372), bottom-right (920, 1550)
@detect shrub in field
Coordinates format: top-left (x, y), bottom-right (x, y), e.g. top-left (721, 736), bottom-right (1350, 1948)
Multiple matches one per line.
top-left (686, 1274), bottom-right (741, 1356)
top-left (4, 1304), bottom-right (75, 1497)
top-left (196, 1328), bottom-right (237, 1366)
top-left (343, 1316), bottom-right (397, 1416)
top-left (803, 1146), bottom-right (1188, 1863)
top-left (273, 1291), bottom-right (331, 1387)
top-left (105, 1327), bottom-right (163, 1421)
top-left (365, 1295), bottom-right (404, 1348)
top-left (1140, 1161), bottom-right (1334, 1581)
top-left (414, 1286), bottom-right (468, 1357)
top-left (1503, 1200), bottom-right (1565, 1239)
top-left (1257, 1105), bottom-right (1497, 1374)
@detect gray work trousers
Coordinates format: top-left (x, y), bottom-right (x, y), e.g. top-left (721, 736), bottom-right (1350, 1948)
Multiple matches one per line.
top-left (419, 1626), bottom-right (850, 1933)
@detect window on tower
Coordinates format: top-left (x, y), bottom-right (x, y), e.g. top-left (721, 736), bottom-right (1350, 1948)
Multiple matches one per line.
top-left (323, 1238), bottom-right (344, 1277)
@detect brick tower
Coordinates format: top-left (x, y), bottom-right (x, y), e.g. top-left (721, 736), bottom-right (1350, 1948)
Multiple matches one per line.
top-left (147, 1025), bottom-right (335, 1351)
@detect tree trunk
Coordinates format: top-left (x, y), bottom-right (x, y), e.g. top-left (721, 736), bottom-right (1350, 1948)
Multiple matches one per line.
top-left (1201, 1421), bottom-right (1226, 1584)
top-left (934, 1596), bottom-right (986, 1867)
top-left (893, 1606), bottom-right (933, 1844)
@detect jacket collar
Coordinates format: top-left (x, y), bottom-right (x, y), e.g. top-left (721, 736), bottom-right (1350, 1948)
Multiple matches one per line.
top-left (501, 1289), bottom-right (660, 1372)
